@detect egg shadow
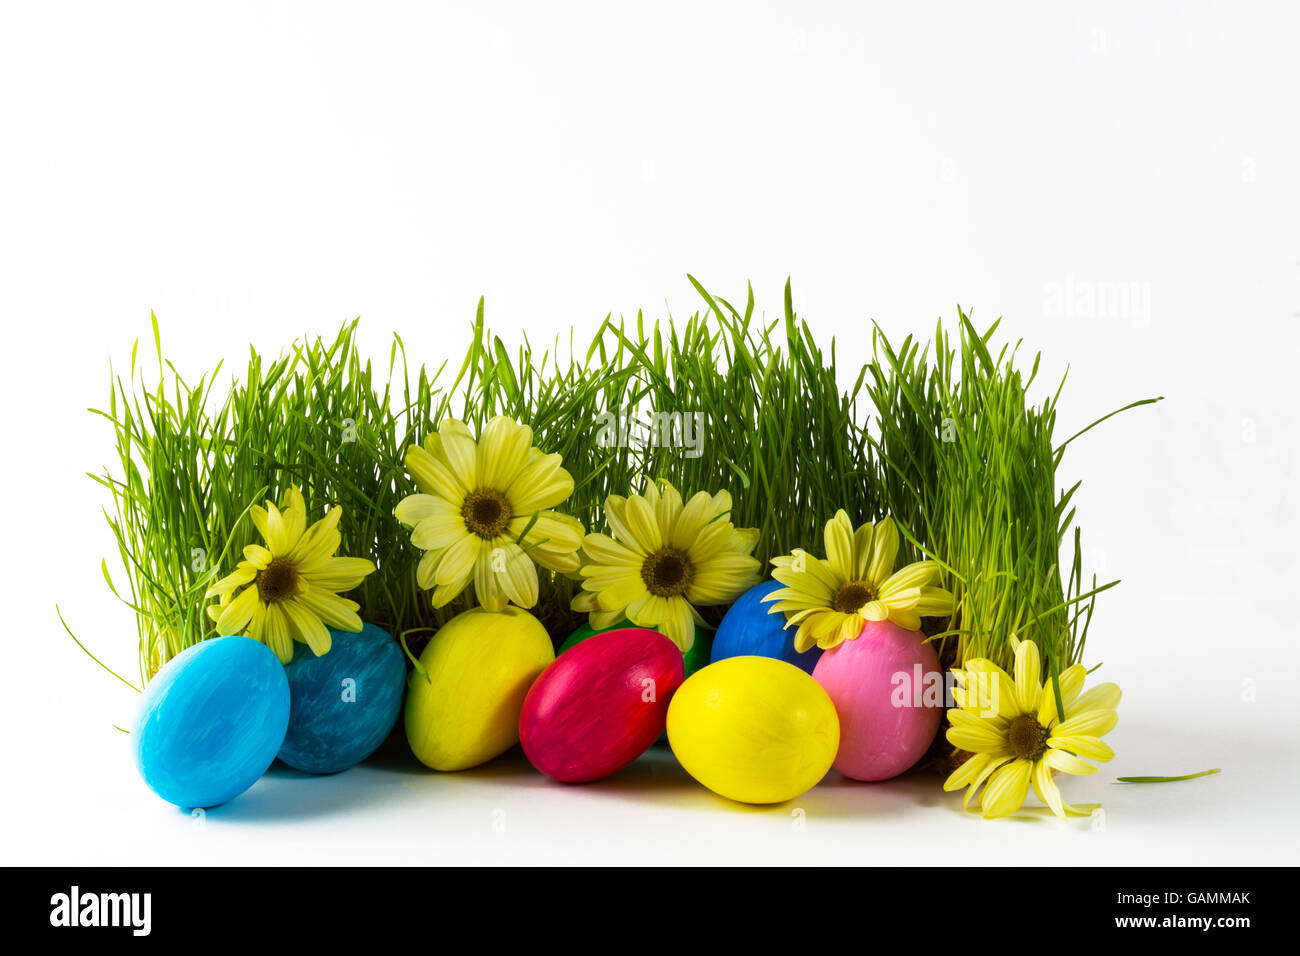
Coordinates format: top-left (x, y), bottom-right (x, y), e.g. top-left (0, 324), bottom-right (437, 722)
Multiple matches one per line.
top-left (310, 717), bottom-right (538, 780)
top-left (186, 711), bottom-right (1262, 825)
top-left (718, 768), bottom-right (938, 820)
top-left (198, 762), bottom-right (418, 823)
top-left (345, 718), bottom-right (422, 773)
top-left (489, 746), bottom-right (941, 815)
top-left (523, 747), bottom-right (723, 807)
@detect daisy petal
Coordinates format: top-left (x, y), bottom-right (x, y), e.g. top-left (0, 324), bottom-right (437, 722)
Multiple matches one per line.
top-left (473, 548), bottom-right (507, 612)
top-left (243, 544), bottom-right (273, 569)
top-left (1013, 638), bottom-right (1043, 713)
top-left (589, 609), bottom-right (624, 629)
top-left (866, 516), bottom-right (899, 585)
top-left (670, 492), bottom-right (715, 550)
top-left (659, 596), bottom-right (697, 651)
top-left (290, 507), bottom-right (344, 567)
top-left (263, 501), bottom-right (291, 555)
top-left (652, 480), bottom-right (683, 532)
top-left (727, 527), bottom-right (759, 555)
top-left (960, 659), bottom-right (1020, 720)
top-left (438, 425), bottom-right (479, 488)
top-left (405, 445), bottom-right (466, 501)
top-left (1054, 708), bottom-right (1118, 739)
top-left (960, 754), bottom-right (1012, 809)
top-left (852, 522), bottom-right (875, 579)
top-left (296, 586), bottom-right (363, 632)
top-left (596, 572), bottom-right (650, 613)
top-left (623, 495), bottom-right (662, 552)
top-left (944, 751), bottom-right (994, 792)
top-left (262, 603), bottom-right (293, 663)
top-left (477, 416), bottom-right (534, 491)
top-left (981, 758), bottom-right (1033, 818)
top-left (1048, 734), bottom-right (1115, 762)
top-left (1043, 748), bottom-right (1099, 776)
top-left (205, 564), bottom-right (256, 599)
top-left (878, 560), bottom-right (942, 596)
top-left (1032, 758), bottom-right (1067, 819)
top-left (946, 722), bottom-right (1011, 755)
top-left (497, 542), bottom-right (540, 609)
top-left (1071, 681), bottom-right (1123, 714)
top-left (1038, 664), bottom-right (1087, 726)
top-left (395, 493), bottom-right (454, 528)
top-left (433, 535), bottom-right (477, 588)
top-left (581, 533), bottom-right (641, 567)
top-left (300, 556), bottom-right (376, 592)
top-left (411, 513), bottom-right (470, 551)
top-left (215, 586), bottom-right (260, 636)
top-left (824, 511), bottom-right (856, 581)
top-left (282, 597), bottom-right (332, 657)
top-left (507, 450), bottom-right (574, 513)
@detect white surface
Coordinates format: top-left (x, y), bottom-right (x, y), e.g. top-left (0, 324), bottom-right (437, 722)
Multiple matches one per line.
top-left (5, 720), bottom-right (1291, 866)
top-left (2, 1), bottom-right (1297, 865)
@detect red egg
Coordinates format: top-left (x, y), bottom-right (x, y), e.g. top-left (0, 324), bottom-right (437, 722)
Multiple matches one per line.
top-left (520, 627), bottom-right (685, 783)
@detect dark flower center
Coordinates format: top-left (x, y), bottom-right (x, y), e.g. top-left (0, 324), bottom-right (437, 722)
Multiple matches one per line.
top-left (641, 547), bottom-right (694, 597)
top-left (833, 580), bottom-right (876, 613)
top-left (257, 558), bottom-right (299, 603)
top-left (1007, 715), bottom-right (1049, 759)
top-left (461, 488), bottom-right (512, 539)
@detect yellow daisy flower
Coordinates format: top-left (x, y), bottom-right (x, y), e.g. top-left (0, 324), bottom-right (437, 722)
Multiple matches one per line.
top-left (395, 416), bottom-right (584, 612)
top-left (205, 486), bottom-right (376, 663)
top-left (571, 479), bottom-right (761, 651)
top-left (944, 636), bottom-right (1121, 820)
top-left (763, 511), bottom-right (954, 651)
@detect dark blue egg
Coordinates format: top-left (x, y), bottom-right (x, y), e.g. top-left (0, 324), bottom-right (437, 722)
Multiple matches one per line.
top-left (710, 580), bottom-right (823, 674)
top-left (277, 623), bottom-right (406, 774)
top-left (133, 635), bottom-right (290, 809)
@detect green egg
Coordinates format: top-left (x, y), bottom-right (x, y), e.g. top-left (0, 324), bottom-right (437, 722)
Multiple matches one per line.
top-left (560, 618), bottom-right (712, 679)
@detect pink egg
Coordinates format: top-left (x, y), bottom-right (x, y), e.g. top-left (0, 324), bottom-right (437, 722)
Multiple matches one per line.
top-left (811, 619), bottom-right (943, 781)
top-left (520, 627), bottom-right (684, 783)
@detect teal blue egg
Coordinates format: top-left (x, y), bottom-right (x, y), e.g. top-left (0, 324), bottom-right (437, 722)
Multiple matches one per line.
top-left (277, 623), bottom-right (406, 774)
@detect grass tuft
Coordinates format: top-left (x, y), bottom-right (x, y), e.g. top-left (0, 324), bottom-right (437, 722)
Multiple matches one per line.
top-left (864, 309), bottom-right (1161, 682)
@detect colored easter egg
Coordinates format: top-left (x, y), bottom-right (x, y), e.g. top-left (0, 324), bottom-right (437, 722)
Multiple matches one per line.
top-left (133, 635), bottom-right (290, 809)
top-left (711, 580), bottom-right (822, 674)
top-left (561, 617), bottom-right (712, 679)
top-left (277, 623), bottom-right (406, 774)
top-left (811, 619), bottom-right (943, 781)
top-left (405, 606), bottom-right (554, 771)
top-left (666, 656), bottom-right (839, 804)
top-left (520, 628), bottom-right (685, 782)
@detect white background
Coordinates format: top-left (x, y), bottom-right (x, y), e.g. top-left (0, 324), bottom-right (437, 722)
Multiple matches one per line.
top-left (2, 1), bottom-right (1296, 865)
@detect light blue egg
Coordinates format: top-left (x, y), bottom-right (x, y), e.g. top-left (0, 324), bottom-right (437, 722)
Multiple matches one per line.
top-left (133, 635), bottom-right (290, 809)
top-left (710, 579), bottom-right (823, 674)
top-left (277, 623), bottom-right (406, 774)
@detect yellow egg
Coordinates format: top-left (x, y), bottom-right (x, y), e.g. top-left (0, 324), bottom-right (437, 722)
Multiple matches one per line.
top-left (405, 606), bottom-right (554, 771)
top-left (667, 655), bottom-right (839, 804)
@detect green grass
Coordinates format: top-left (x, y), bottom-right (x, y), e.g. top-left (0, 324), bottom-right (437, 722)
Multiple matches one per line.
top-left (89, 317), bottom-right (435, 685)
top-left (83, 280), bottom-right (879, 684)
top-left (79, 285), bottom-right (1154, 695)
top-left (864, 309), bottom-right (1161, 692)
top-left (1116, 769), bottom-right (1221, 784)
